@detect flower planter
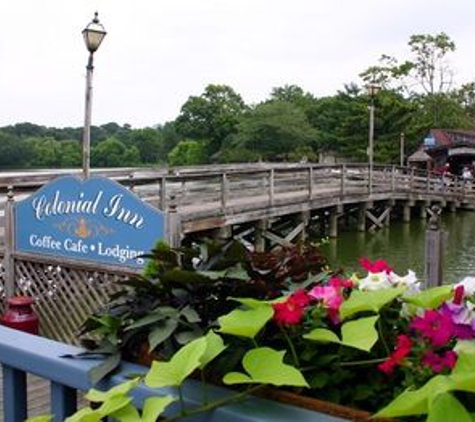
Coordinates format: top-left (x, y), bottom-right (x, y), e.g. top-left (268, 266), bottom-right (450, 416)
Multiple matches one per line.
top-left (137, 344), bottom-right (392, 422)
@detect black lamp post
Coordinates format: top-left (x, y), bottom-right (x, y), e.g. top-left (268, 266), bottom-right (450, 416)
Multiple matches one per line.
top-left (82, 12), bottom-right (106, 179)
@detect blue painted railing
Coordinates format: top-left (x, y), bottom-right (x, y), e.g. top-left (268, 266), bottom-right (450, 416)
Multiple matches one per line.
top-left (0, 325), bottom-right (347, 422)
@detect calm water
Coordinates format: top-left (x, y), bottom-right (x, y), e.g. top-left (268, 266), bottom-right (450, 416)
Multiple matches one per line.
top-left (320, 211), bottom-right (475, 285)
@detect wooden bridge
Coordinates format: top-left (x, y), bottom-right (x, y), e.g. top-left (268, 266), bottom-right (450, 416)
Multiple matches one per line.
top-left (1, 163), bottom-right (473, 251)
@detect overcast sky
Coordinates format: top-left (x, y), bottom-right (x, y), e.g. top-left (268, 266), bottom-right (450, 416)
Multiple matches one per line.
top-left (1, 0), bottom-right (474, 129)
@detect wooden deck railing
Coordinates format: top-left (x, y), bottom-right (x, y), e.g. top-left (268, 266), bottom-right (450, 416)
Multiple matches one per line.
top-left (0, 325), bottom-right (344, 422)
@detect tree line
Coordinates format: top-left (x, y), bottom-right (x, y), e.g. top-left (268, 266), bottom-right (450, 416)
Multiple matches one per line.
top-left (1, 32), bottom-right (474, 170)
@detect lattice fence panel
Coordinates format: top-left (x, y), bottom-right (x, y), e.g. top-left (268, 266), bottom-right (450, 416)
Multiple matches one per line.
top-left (14, 259), bottom-right (133, 345)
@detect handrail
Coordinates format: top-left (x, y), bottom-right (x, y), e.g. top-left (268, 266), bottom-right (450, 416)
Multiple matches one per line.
top-left (0, 326), bottom-right (342, 421)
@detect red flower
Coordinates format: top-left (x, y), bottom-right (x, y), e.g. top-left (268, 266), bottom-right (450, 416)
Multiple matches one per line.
top-left (359, 257), bottom-right (393, 274)
top-left (410, 310), bottom-right (454, 347)
top-left (453, 285), bottom-right (465, 305)
top-left (272, 289), bottom-right (310, 326)
top-left (422, 350), bottom-right (457, 373)
top-left (378, 335), bottom-right (413, 374)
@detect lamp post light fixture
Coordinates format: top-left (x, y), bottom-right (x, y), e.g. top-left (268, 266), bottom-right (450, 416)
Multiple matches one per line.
top-left (82, 12), bottom-right (106, 179)
top-left (367, 83), bottom-right (380, 196)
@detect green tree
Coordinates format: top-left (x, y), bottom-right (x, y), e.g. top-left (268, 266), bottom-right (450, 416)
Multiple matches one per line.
top-left (360, 32), bottom-right (456, 96)
top-left (167, 140), bottom-right (207, 166)
top-left (91, 137), bottom-right (140, 167)
top-left (26, 137), bottom-right (62, 168)
top-left (131, 128), bottom-right (164, 164)
top-left (59, 140), bottom-right (82, 167)
top-left (0, 130), bottom-right (32, 169)
top-left (233, 101), bottom-right (317, 160)
top-left (269, 85), bottom-right (315, 112)
top-left (175, 84), bottom-right (247, 157)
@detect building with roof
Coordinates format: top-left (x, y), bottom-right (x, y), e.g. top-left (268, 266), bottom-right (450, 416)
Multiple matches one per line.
top-left (418, 129), bottom-right (475, 174)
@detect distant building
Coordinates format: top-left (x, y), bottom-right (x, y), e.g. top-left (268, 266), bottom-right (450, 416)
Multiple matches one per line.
top-left (414, 129), bottom-right (475, 174)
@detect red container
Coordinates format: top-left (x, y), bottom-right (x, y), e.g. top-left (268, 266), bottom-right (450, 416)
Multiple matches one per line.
top-left (1, 296), bottom-right (39, 335)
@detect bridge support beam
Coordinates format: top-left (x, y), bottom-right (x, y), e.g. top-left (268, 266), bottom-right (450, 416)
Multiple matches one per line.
top-left (403, 204), bottom-right (411, 223)
top-left (298, 211), bottom-right (310, 243)
top-left (449, 202), bottom-right (457, 213)
top-left (254, 220), bottom-right (268, 252)
top-left (357, 204), bottom-right (366, 232)
top-left (329, 209), bottom-right (338, 238)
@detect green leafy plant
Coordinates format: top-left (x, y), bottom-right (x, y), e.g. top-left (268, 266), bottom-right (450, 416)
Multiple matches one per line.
top-left (78, 241), bottom-right (328, 380)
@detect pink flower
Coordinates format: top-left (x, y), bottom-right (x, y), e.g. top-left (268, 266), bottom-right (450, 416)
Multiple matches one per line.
top-left (272, 289), bottom-right (310, 326)
top-left (359, 258), bottom-right (393, 274)
top-left (309, 285), bottom-right (343, 310)
top-left (378, 335), bottom-right (413, 374)
top-left (410, 310), bottom-right (454, 347)
top-left (422, 350), bottom-right (457, 373)
top-left (309, 277), bottom-right (347, 324)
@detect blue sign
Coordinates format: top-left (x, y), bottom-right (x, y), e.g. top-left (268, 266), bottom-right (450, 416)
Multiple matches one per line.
top-left (14, 176), bottom-right (164, 269)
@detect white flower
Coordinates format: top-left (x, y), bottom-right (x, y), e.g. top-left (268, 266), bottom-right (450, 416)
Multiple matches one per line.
top-left (456, 277), bottom-right (475, 297)
top-left (392, 270), bottom-right (421, 294)
top-left (358, 271), bottom-right (392, 291)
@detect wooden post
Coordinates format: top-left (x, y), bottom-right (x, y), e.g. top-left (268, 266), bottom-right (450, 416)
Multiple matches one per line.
top-left (254, 220), bottom-right (267, 252)
top-left (340, 164), bottom-right (346, 196)
top-left (308, 166), bottom-right (314, 200)
top-left (403, 203), bottom-right (411, 223)
top-left (449, 202), bottom-right (457, 213)
top-left (165, 196), bottom-right (182, 248)
top-left (269, 169), bottom-right (275, 207)
top-left (221, 173), bottom-right (229, 211)
top-left (385, 205), bottom-right (391, 226)
top-left (391, 165), bottom-right (396, 192)
top-left (410, 167), bottom-right (415, 191)
top-left (329, 208), bottom-right (338, 238)
top-left (160, 176), bottom-right (167, 210)
top-left (420, 204), bottom-right (428, 220)
top-left (425, 205), bottom-right (446, 288)
top-left (5, 186), bottom-right (15, 298)
top-left (357, 204), bottom-right (366, 232)
top-left (299, 211), bottom-right (310, 244)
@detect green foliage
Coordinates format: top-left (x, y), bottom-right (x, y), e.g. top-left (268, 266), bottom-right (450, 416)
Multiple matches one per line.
top-left (167, 139), bottom-right (207, 166)
top-left (304, 316), bottom-right (379, 352)
top-left (223, 347), bottom-right (309, 387)
top-left (403, 285), bottom-right (453, 309)
top-left (145, 337), bottom-right (207, 387)
top-left (339, 286), bottom-right (406, 319)
top-left (233, 101), bottom-right (317, 160)
top-left (175, 84), bottom-right (247, 156)
top-left (375, 351), bottom-right (475, 419)
top-left (218, 302), bottom-right (274, 339)
top-left (91, 137), bottom-right (141, 167)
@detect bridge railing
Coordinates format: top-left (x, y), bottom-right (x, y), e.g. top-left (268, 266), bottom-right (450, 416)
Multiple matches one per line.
top-left (0, 325), bottom-right (339, 422)
top-left (0, 164), bottom-right (471, 226)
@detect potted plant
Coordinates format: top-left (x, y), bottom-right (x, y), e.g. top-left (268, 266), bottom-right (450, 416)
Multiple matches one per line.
top-left (76, 242), bottom-right (475, 421)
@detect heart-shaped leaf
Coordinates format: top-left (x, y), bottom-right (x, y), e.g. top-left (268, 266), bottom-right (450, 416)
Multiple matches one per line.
top-left (142, 396), bottom-right (176, 422)
top-left (223, 347), bottom-right (308, 387)
top-left (218, 304), bottom-right (273, 338)
top-left (199, 331), bottom-right (227, 369)
top-left (340, 287), bottom-right (405, 319)
top-left (304, 316), bottom-right (379, 352)
top-left (145, 337), bottom-right (207, 388)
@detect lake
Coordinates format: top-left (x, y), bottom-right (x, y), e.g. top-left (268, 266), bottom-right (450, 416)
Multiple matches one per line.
top-left (321, 210), bottom-right (475, 285)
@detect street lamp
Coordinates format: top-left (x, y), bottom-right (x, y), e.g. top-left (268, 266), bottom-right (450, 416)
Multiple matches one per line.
top-left (82, 12), bottom-right (106, 179)
top-left (367, 83), bottom-right (380, 195)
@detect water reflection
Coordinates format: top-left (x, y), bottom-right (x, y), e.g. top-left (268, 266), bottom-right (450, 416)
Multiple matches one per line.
top-left (321, 211), bottom-right (475, 285)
